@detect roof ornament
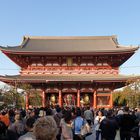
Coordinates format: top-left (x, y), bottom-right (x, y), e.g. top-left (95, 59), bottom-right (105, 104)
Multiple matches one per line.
top-left (20, 36), bottom-right (29, 48)
top-left (112, 35), bottom-right (119, 45)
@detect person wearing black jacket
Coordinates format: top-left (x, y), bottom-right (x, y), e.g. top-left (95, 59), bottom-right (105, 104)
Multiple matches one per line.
top-left (119, 106), bottom-right (136, 140)
top-left (100, 110), bottom-right (119, 140)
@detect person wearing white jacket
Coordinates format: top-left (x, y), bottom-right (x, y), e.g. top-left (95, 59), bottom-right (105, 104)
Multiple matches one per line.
top-left (94, 110), bottom-right (105, 140)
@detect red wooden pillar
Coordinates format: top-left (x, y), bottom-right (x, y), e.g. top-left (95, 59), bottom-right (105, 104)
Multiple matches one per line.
top-left (94, 90), bottom-right (97, 109)
top-left (42, 90), bottom-right (46, 108)
top-left (26, 93), bottom-right (29, 110)
top-left (110, 91), bottom-right (113, 108)
top-left (77, 89), bottom-right (80, 107)
top-left (59, 89), bottom-right (62, 107)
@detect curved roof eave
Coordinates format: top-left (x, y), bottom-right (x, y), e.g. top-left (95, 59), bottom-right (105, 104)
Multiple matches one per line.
top-left (0, 74), bottom-right (138, 83)
top-left (0, 37), bottom-right (29, 51)
top-left (0, 47), bottom-right (138, 55)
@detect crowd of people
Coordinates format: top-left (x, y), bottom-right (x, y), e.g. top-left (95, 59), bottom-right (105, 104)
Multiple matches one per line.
top-left (0, 105), bottom-right (140, 140)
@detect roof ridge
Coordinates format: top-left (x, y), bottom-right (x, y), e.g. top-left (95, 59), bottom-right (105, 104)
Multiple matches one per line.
top-left (23, 35), bottom-right (116, 40)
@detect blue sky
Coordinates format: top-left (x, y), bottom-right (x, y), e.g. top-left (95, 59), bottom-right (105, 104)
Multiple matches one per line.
top-left (0, 0), bottom-right (140, 76)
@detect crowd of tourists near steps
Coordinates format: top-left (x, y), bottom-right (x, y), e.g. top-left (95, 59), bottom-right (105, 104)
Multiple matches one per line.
top-left (0, 106), bottom-right (140, 140)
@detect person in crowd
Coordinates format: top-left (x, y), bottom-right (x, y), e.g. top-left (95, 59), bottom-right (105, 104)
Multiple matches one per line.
top-left (0, 110), bottom-right (10, 127)
top-left (0, 119), bottom-right (7, 138)
top-left (38, 110), bottom-right (46, 118)
top-left (28, 110), bottom-right (37, 119)
top-left (119, 106), bottom-right (136, 140)
top-left (33, 116), bottom-right (57, 140)
top-left (94, 110), bottom-right (105, 140)
top-left (51, 105), bottom-right (57, 115)
top-left (60, 110), bottom-right (73, 140)
top-left (8, 113), bottom-right (25, 138)
top-left (72, 108), bottom-right (87, 140)
top-left (0, 110), bottom-right (9, 138)
top-left (53, 106), bottom-right (63, 140)
top-left (8, 109), bottom-right (15, 124)
top-left (20, 109), bottom-right (26, 119)
top-left (26, 108), bottom-right (39, 119)
top-left (84, 106), bottom-right (94, 126)
top-left (45, 107), bottom-right (53, 116)
top-left (71, 107), bottom-right (76, 120)
top-left (117, 109), bottom-right (124, 116)
top-left (135, 108), bottom-right (140, 139)
top-left (115, 108), bottom-right (124, 125)
top-left (18, 117), bottom-right (36, 140)
top-left (129, 109), bottom-right (140, 140)
top-left (135, 108), bottom-right (140, 122)
top-left (100, 110), bottom-right (119, 140)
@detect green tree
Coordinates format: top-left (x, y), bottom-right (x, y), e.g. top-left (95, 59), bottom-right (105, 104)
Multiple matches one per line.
top-left (0, 83), bottom-right (32, 109)
top-left (29, 90), bottom-right (42, 107)
top-left (18, 83), bottom-right (42, 107)
top-left (113, 78), bottom-right (140, 108)
top-left (2, 87), bottom-right (24, 108)
top-left (113, 90), bottom-right (127, 106)
top-left (126, 78), bottom-right (140, 107)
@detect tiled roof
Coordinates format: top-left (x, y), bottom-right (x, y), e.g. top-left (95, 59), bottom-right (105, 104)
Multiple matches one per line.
top-left (0, 74), bottom-right (138, 83)
top-left (0, 36), bottom-right (138, 54)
